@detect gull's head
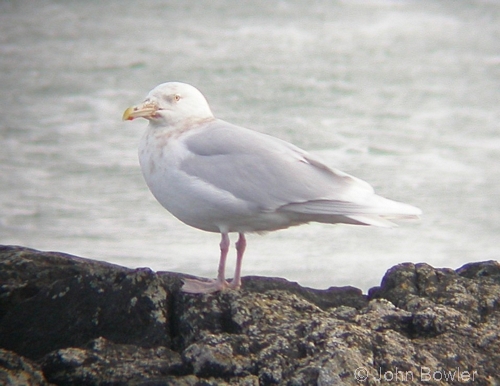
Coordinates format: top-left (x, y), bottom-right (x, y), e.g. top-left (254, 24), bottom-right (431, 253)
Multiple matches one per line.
top-left (123, 82), bottom-right (214, 127)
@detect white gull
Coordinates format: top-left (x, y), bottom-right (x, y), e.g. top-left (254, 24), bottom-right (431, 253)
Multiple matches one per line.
top-left (123, 82), bottom-right (421, 294)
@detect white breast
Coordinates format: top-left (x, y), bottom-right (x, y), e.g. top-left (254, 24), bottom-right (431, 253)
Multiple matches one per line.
top-left (138, 127), bottom-right (290, 233)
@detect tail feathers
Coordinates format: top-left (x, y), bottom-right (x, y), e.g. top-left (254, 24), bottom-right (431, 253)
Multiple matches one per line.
top-left (366, 194), bottom-right (422, 217)
top-left (346, 214), bottom-right (398, 228)
top-left (279, 195), bottom-right (422, 228)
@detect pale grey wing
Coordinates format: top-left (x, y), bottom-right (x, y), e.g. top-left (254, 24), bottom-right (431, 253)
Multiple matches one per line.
top-left (180, 120), bottom-right (380, 215)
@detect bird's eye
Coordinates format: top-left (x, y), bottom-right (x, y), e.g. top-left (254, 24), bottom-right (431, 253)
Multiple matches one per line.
top-left (174, 94), bottom-right (181, 102)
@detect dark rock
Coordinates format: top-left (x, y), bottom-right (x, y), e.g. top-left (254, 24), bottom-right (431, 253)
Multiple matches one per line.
top-left (241, 276), bottom-right (368, 310)
top-left (1, 245), bottom-right (500, 385)
top-left (41, 337), bottom-right (182, 385)
top-left (0, 349), bottom-right (50, 386)
top-left (0, 246), bottom-right (175, 360)
top-left (369, 261), bottom-right (500, 326)
top-left (457, 260), bottom-right (500, 283)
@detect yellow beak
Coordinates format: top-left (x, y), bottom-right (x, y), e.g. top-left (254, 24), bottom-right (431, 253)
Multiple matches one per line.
top-left (122, 101), bottom-right (159, 121)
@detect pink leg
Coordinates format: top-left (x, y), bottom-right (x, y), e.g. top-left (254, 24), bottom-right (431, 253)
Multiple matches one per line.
top-left (181, 232), bottom-right (231, 294)
top-left (230, 233), bottom-right (246, 289)
top-left (216, 233), bottom-right (230, 286)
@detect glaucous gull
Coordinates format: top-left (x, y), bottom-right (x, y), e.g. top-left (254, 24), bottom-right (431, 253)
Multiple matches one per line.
top-left (123, 82), bottom-right (421, 293)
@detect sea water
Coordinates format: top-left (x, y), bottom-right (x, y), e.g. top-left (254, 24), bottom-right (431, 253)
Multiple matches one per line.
top-left (1, 0), bottom-right (499, 291)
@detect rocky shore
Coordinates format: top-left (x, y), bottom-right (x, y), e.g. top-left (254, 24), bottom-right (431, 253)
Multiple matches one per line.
top-left (0, 245), bottom-right (499, 385)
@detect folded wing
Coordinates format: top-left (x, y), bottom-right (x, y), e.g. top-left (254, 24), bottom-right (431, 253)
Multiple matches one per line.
top-left (180, 120), bottom-right (421, 227)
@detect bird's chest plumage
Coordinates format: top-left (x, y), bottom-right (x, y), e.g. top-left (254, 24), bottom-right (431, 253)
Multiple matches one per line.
top-left (138, 128), bottom-right (232, 232)
top-left (139, 128), bottom-right (190, 201)
top-left (139, 130), bottom-right (178, 183)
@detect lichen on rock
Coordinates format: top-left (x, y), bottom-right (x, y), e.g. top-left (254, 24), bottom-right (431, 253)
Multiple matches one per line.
top-left (1, 245), bottom-right (500, 385)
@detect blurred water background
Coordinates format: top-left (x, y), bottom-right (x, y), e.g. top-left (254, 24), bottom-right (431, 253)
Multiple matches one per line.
top-left (1, 0), bottom-right (499, 291)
